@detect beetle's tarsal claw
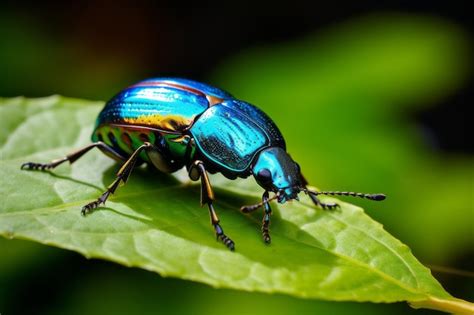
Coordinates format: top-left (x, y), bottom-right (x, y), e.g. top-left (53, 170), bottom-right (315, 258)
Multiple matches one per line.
top-left (81, 195), bottom-right (107, 216)
top-left (262, 230), bottom-right (272, 245)
top-left (81, 203), bottom-right (96, 216)
top-left (81, 206), bottom-right (88, 216)
top-left (21, 162), bottom-right (53, 171)
top-left (321, 202), bottom-right (339, 210)
top-left (216, 231), bottom-right (235, 251)
top-left (263, 234), bottom-right (271, 244)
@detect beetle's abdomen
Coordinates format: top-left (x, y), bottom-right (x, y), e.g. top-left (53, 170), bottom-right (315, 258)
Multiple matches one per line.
top-left (92, 124), bottom-right (189, 167)
top-left (92, 124), bottom-right (158, 161)
top-left (95, 78), bottom-right (232, 133)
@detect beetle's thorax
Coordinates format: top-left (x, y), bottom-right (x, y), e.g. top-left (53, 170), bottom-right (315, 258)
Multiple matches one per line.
top-left (252, 147), bottom-right (302, 203)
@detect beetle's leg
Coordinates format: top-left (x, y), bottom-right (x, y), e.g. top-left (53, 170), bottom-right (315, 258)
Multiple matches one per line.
top-left (21, 142), bottom-right (125, 171)
top-left (307, 193), bottom-right (338, 210)
top-left (261, 191), bottom-right (272, 244)
top-left (240, 194), bottom-right (278, 213)
top-left (190, 161), bottom-right (235, 251)
top-left (300, 173), bottom-right (338, 210)
top-left (240, 192), bottom-right (275, 243)
top-left (240, 202), bottom-right (263, 213)
top-left (81, 142), bottom-right (153, 216)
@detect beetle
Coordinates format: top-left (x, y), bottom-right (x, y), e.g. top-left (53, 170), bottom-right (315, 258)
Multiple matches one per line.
top-left (21, 77), bottom-right (385, 251)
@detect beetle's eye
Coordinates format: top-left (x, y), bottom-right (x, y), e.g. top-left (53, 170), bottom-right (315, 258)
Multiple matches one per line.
top-left (257, 168), bottom-right (272, 183)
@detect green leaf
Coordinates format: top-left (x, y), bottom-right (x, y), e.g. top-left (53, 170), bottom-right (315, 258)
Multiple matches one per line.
top-left (0, 96), bottom-right (472, 314)
top-left (211, 14), bottom-right (473, 264)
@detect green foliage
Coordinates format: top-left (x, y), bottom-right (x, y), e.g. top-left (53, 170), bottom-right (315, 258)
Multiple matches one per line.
top-left (0, 96), bottom-right (472, 314)
top-left (211, 14), bottom-right (473, 264)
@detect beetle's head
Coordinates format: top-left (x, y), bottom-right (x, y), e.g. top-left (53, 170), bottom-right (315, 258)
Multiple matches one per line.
top-left (252, 147), bottom-right (302, 203)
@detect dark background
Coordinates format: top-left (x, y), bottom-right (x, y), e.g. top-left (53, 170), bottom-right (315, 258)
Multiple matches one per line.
top-left (1, 1), bottom-right (472, 315)
top-left (0, 2), bottom-right (471, 152)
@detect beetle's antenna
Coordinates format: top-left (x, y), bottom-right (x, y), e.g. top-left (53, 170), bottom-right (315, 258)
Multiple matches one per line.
top-left (240, 193), bottom-right (279, 213)
top-left (302, 188), bottom-right (386, 201)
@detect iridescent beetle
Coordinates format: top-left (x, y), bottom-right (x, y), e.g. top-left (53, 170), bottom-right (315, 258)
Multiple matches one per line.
top-left (21, 78), bottom-right (385, 250)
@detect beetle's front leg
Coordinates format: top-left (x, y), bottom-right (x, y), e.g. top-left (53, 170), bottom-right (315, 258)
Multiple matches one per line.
top-left (300, 173), bottom-right (338, 210)
top-left (189, 161), bottom-right (235, 251)
top-left (307, 193), bottom-right (338, 210)
top-left (240, 192), bottom-right (274, 244)
top-left (261, 191), bottom-right (272, 244)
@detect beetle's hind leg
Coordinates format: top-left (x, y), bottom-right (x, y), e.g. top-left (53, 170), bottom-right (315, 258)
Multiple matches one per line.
top-left (189, 161), bottom-right (235, 251)
top-left (21, 142), bottom-right (125, 171)
top-left (81, 142), bottom-right (154, 215)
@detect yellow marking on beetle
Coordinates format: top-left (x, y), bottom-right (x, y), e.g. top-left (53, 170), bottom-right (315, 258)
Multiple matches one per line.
top-left (123, 114), bottom-right (193, 132)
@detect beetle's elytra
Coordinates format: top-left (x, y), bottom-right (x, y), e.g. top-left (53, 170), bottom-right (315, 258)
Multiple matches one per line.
top-left (21, 78), bottom-right (385, 251)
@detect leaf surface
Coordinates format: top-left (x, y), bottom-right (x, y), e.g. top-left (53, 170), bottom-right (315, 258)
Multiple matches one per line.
top-left (1, 96), bottom-right (472, 313)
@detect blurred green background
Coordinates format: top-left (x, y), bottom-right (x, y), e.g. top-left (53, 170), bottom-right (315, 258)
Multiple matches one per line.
top-left (1, 2), bottom-right (472, 315)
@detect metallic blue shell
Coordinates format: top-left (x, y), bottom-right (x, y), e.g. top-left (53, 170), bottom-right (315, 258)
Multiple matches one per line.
top-left (93, 77), bottom-right (286, 176)
top-left (140, 77), bottom-right (233, 99)
top-left (190, 104), bottom-right (270, 172)
top-left (221, 100), bottom-right (286, 149)
top-left (94, 78), bottom-right (231, 133)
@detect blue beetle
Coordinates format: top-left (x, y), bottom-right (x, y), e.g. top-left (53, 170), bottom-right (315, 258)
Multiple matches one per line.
top-left (21, 78), bottom-right (385, 250)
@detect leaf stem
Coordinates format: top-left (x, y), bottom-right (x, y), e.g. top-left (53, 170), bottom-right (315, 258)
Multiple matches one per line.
top-left (410, 297), bottom-right (474, 314)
